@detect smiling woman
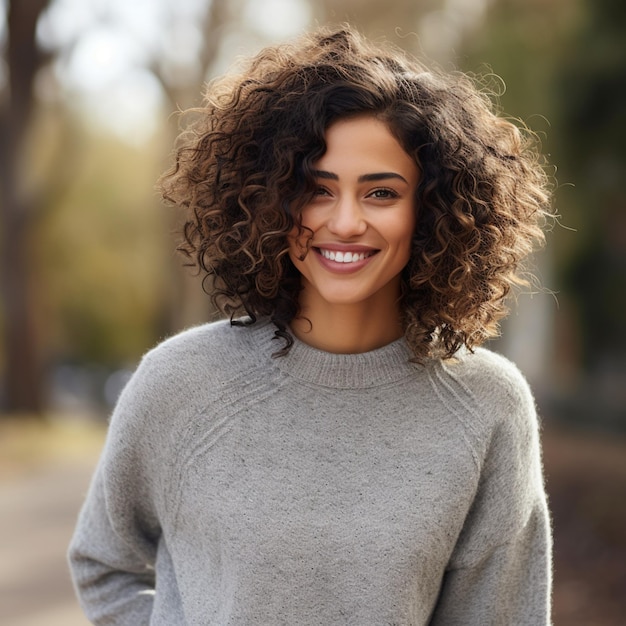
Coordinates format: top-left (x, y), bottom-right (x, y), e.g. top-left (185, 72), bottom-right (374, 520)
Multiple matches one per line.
top-left (156, 25), bottom-right (550, 363)
top-left (69, 24), bottom-right (554, 625)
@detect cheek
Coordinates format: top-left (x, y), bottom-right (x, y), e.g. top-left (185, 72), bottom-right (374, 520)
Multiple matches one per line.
top-left (389, 210), bottom-right (416, 257)
top-left (295, 204), bottom-right (320, 233)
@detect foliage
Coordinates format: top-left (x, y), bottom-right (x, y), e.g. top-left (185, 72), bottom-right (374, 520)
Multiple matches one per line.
top-left (35, 112), bottom-right (170, 366)
top-left (461, 0), bottom-right (626, 417)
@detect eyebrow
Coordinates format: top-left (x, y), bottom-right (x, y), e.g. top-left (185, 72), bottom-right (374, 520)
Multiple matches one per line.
top-left (312, 170), bottom-right (409, 184)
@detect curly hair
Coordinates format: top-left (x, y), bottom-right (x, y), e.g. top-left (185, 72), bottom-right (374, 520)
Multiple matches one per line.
top-left (158, 25), bottom-right (552, 361)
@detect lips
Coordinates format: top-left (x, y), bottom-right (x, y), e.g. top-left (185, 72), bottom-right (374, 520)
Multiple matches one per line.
top-left (312, 245), bottom-right (380, 273)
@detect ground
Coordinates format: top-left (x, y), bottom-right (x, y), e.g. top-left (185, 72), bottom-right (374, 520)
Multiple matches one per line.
top-left (543, 425), bottom-right (626, 625)
top-left (0, 415), bottom-right (625, 625)
top-left (0, 415), bottom-right (102, 626)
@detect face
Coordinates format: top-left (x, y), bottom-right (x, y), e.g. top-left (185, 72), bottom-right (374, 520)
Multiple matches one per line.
top-left (288, 115), bottom-right (419, 312)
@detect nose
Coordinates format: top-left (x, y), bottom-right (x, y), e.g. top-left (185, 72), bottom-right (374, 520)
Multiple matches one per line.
top-left (327, 195), bottom-right (367, 238)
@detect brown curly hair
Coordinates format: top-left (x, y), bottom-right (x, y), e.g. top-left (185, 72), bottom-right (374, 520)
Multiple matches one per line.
top-left (158, 25), bottom-right (552, 361)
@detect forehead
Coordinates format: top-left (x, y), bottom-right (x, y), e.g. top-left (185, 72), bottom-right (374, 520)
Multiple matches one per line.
top-left (317, 115), bottom-right (418, 179)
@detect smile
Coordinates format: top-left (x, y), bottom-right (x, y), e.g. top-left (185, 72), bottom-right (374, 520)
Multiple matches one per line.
top-left (317, 248), bottom-right (377, 263)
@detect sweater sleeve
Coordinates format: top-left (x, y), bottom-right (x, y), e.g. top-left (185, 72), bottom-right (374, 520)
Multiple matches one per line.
top-left (429, 358), bottom-right (553, 625)
top-left (68, 354), bottom-right (166, 625)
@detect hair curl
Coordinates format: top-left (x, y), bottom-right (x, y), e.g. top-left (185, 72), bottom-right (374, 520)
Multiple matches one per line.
top-left (158, 25), bottom-right (552, 361)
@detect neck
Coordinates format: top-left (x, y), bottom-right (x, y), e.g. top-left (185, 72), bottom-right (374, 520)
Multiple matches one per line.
top-left (291, 288), bottom-right (405, 354)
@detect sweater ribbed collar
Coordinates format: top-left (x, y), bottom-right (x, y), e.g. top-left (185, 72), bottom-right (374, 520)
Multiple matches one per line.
top-left (253, 321), bottom-right (418, 389)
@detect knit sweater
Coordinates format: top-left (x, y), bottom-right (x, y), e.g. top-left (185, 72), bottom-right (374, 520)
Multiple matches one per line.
top-left (68, 318), bottom-right (552, 625)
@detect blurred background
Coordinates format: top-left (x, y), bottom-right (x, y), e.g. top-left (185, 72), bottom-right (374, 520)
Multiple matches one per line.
top-left (0, 0), bottom-right (624, 624)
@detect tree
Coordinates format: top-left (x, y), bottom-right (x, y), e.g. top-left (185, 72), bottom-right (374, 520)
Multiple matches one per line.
top-left (0, 0), bottom-right (51, 413)
top-left (0, 0), bottom-right (238, 414)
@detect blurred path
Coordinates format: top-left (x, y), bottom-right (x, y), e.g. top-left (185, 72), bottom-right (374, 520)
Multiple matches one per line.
top-left (0, 457), bottom-right (95, 626)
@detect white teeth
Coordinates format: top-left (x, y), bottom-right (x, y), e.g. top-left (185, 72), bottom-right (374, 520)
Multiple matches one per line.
top-left (319, 249), bottom-right (370, 263)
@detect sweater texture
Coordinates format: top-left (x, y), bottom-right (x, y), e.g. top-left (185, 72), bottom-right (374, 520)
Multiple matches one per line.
top-left (68, 319), bottom-right (552, 625)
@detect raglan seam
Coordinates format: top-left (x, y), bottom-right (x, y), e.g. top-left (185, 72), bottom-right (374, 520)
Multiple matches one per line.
top-left (167, 368), bottom-right (288, 527)
top-left (426, 362), bottom-right (485, 472)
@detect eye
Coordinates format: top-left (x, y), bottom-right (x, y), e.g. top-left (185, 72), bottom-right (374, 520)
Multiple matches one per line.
top-left (368, 187), bottom-right (400, 200)
top-left (313, 186), bottom-right (331, 197)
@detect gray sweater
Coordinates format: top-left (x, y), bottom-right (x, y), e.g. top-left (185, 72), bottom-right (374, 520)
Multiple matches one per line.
top-left (69, 319), bottom-right (552, 625)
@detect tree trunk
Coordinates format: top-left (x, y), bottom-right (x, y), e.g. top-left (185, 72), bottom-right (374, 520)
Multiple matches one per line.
top-left (0, 0), bottom-right (50, 413)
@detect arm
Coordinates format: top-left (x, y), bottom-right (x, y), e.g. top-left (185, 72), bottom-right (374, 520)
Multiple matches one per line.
top-left (430, 360), bottom-right (552, 625)
top-left (68, 358), bottom-right (163, 624)
top-left (68, 467), bottom-right (158, 624)
top-left (430, 500), bottom-right (551, 625)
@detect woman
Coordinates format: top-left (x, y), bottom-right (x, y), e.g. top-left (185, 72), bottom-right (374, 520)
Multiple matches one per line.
top-left (69, 25), bottom-right (553, 624)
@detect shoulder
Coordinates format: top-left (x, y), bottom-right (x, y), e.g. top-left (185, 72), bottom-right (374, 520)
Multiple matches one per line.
top-left (144, 318), bottom-right (271, 374)
top-left (440, 347), bottom-right (535, 415)
top-left (429, 347), bottom-right (539, 464)
top-left (117, 319), bottom-right (274, 417)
